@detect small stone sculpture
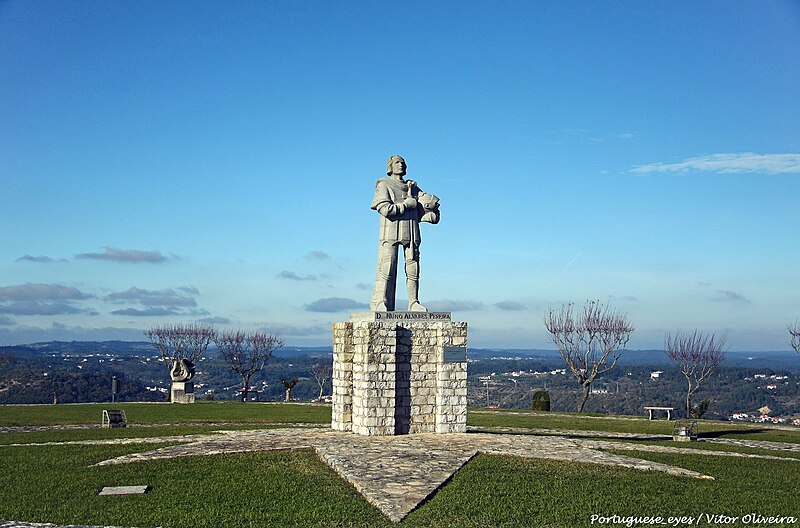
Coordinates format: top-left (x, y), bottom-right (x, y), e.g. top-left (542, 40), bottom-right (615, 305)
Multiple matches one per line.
top-left (370, 155), bottom-right (439, 312)
top-left (169, 358), bottom-right (195, 382)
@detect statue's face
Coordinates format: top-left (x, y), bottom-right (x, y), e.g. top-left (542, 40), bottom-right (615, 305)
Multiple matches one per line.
top-left (390, 157), bottom-right (406, 176)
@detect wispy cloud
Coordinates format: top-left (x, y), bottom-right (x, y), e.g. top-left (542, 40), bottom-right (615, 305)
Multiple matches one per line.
top-left (305, 297), bottom-right (368, 312)
top-left (0, 301), bottom-right (97, 316)
top-left (260, 324), bottom-right (329, 336)
top-left (0, 323), bottom-right (148, 343)
top-left (105, 287), bottom-right (197, 308)
top-left (356, 283), bottom-right (372, 291)
top-left (110, 307), bottom-right (179, 316)
top-left (198, 316), bottom-right (231, 325)
top-left (609, 295), bottom-right (639, 302)
top-left (0, 316), bottom-right (14, 326)
top-left (16, 255), bottom-right (67, 263)
top-left (105, 286), bottom-right (205, 317)
top-left (426, 300), bottom-right (485, 312)
top-left (277, 271), bottom-right (317, 281)
top-left (713, 290), bottom-right (751, 304)
top-left (76, 247), bottom-right (169, 263)
top-left (0, 283), bottom-right (95, 316)
top-left (306, 251), bottom-right (330, 260)
top-left (0, 283), bottom-right (91, 302)
top-left (631, 153), bottom-right (800, 175)
top-left (493, 301), bottom-right (526, 311)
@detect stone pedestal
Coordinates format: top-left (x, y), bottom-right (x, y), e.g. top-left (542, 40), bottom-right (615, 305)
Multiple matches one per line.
top-left (332, 312), bottom-right (467, 435)
top-left (171, 381), bottom-right (195, 404)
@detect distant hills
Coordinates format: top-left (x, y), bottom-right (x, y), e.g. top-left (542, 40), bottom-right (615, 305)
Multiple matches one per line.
top-left (4, 341), bottom-right (798, 371)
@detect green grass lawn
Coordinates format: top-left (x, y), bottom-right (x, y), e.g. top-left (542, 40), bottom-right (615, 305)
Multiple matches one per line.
top-left (0, 401), bottom-right (331, 427)
top-left (1, 403), bottom-right (799, 527)
top-left (468, 409), bottom-right (800, 444)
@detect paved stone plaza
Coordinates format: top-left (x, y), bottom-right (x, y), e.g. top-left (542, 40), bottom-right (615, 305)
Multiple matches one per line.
top-left (3, 425), bottom-right (798, 524)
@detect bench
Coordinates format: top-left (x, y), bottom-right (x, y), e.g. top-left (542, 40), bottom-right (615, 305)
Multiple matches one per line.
top-left (644, 406), bottom-right (674, 420)
top-left (102, 409), bottom-right (127, 428)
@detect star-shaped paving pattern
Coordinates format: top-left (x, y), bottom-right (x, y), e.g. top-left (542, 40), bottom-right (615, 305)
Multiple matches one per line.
top-left (86, 427), bottom-right (798, 523)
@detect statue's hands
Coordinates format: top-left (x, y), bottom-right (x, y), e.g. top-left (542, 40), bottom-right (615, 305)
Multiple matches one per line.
top-left (403, 196), bottom-right (418, 209)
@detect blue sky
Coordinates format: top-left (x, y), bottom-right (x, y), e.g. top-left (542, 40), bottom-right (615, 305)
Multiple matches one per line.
top-left (1, 1), bottom-right (799, 351)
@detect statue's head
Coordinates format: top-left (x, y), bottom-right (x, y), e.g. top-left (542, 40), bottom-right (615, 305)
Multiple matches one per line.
top-left (386, 155), bottom-right (406, 176)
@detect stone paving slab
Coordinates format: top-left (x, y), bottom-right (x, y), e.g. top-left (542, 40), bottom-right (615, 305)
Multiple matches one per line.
top-left (97, 486), bottom-right (149, 496)
top-left (316, 435), bottom-right (477, 522)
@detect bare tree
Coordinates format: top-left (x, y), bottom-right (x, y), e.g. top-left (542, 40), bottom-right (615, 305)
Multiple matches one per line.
top-left (310, 363), bottom-right (332, 400)
top-left (789, 321), bottom-right (800, 355)
top-left (145, 323), bottom-right (217, 371)
top-left (281, 378), bottom-right (298, 401)
top-left (216, 330), bottom-right (284, 401)
top-left (665, 330), bottom-right (726, 419)
top-left (146, 323), bottom-right (216, 402)
top-left (544, 300), bottom-right (634, 412)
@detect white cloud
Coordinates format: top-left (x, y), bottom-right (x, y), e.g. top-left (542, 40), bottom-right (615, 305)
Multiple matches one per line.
top-left (278, 271), bottom-right (317, 281)
top-left (0, 283), bottom-right (91, 301)
top-left (198, 316), bottom-right (232, 325)
top-left (105, 287), bottom-right (197, 308)
top-left (631, 153), bottom-right (800, 175)
top-left (305, 297), bottom-right (368, 312)
top-left (713, 290), bottom-right (751, 304)
top-left (76, 247), bottom-right (169, 263)
top-left (16, 255), bottom-right (67, 263)
top-left (426, 300), bottom-right (485, 312)
top-left (260, 324), bottom-right (329, 336)
top-left (493, 301), bottom-right (526, 311)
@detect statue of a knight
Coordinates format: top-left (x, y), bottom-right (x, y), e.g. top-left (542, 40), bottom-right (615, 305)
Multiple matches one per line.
top-left (370, 155), bottom-right (440, 312)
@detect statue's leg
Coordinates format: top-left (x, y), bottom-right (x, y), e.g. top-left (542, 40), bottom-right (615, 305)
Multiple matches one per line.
top-left (370, 242), bottom-right (398, 311)
top-left (404, 244), bottom-right (427, 312)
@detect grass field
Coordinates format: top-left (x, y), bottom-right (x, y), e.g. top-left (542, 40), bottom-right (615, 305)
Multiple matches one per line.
top-left (0, 401), bottom-right (331, 427)
top-left (1, 403), bottom-right (798, 527)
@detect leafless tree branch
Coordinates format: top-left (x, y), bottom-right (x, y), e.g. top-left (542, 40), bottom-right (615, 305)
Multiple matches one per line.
top-left (665, 330), bottom-right (726, 418)
top-left (215, 330), bottom-right (284, 401)
top-left (311, 363), bottom-right (333, 400)
top-left (145, 323), bottom-right (217, 371)
top-left (543, 300), bottom-right (634, 412)
top-left (789, 320), bottom-right (800, 355)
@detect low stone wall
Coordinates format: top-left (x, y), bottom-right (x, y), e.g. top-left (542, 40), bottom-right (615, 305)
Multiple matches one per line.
top-left (332, 313), bottom-right (467, 435)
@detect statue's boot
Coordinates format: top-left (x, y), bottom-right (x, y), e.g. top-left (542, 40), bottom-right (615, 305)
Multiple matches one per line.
top-left (370, 281), bottom-right (390, 311)
top-left (407, 279), bottom-right (428, 312)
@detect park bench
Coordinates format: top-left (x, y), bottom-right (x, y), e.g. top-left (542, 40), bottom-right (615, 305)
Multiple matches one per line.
top-left (101, 409), bottom-right (127, 428)
top-left (644, 406), bottom-right (674, 420)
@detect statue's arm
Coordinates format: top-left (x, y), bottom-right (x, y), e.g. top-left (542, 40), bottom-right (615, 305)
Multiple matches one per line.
top-left (372, 182), bottom-right (416, 218)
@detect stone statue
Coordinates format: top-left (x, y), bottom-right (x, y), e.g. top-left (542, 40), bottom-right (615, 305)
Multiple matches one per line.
top-left (170, 358), bottom-right (195, 382)
top-left (370, 155), bottom-right (440, 311)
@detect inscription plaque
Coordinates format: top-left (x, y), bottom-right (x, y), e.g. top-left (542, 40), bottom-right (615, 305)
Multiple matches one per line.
top-left (350, 311), bottom-right (451, 322)
top-left (443, 346), bottom-right (467, 362)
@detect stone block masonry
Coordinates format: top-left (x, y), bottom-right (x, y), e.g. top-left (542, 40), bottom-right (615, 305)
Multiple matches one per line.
top-left (170, 381), bottom-right (195, 404)
top-left (332, 312), bottom-right (467, 435)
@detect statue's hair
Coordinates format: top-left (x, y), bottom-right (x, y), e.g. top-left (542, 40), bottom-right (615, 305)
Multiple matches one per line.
top-left (386, 155), bottom-right (406, 175)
